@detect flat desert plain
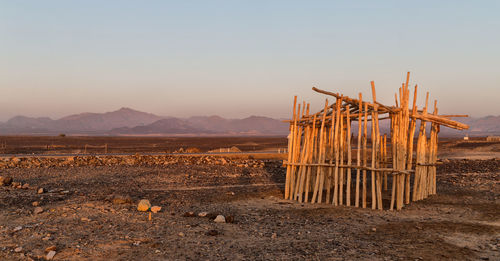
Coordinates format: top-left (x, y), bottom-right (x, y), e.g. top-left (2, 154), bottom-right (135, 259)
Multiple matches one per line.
top-left (0, 137), bottom-right (498, 260)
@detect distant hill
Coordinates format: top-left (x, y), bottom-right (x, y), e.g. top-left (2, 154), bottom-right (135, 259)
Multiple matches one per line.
top-left (110, 118), bottom-right (210, 135)
top-left (0, 107), bottom-right (163, 135)
top-left (440, 115), bottom-right (500, 137)
top-left (0, 108), bottom-right (289, 136)
top-left (0, 107), bottom-right (496, 136)
top-left (54, 107), bottom-right (163, 132)
top-left (111, 116), bottom-right (289, 136)
top-left (185, 115), bottom-right (289, 135)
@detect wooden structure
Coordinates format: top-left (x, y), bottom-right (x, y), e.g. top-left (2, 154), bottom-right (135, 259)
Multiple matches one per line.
top-left (284, 73), bottom-right (469, 210)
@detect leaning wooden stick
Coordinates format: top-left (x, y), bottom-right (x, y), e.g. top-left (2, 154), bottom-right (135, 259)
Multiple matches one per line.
top-left (285, 96), bottom-right (297, 199)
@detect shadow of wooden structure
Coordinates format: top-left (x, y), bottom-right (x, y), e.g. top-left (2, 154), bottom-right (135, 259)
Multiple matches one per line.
top-left (284, 72), bottom-right (469, 210)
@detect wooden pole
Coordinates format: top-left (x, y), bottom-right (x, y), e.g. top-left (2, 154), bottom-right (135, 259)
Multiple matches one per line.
top-left (333, 97), bottom-right (342, 206)
top-left (312, 100), bottom-right (329, 203)
top-left (355, 93), bottom-right (363, 207)
top-left (346, 105), bottom-right (352, 206)
top-left (285, 96), bottom-right (297, 199)
top-left (362, 103), bottom-right (368, 208)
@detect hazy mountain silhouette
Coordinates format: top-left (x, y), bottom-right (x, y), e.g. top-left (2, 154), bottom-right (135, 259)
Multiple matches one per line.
top-left (0, 107), bottom-right (496, 136)
top-left (0, 108), bottom-right (289, 136)
top-left (110, 118), bottom-right (210, 135)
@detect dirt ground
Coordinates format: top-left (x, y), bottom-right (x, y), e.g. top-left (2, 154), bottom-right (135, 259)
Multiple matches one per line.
top-left (0, 136), bottom-right (287, 155)
top-left (0, 139), bottom-right (499, 260)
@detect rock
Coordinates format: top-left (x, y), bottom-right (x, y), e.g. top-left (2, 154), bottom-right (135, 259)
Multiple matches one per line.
top-left (371, 227), bottom-right (377, 232)
top-left (214, 215), bottom-right (226, 223)
top-left (198, 212), bottom-right (208, 217)
top-left (225, 215), bottom-right (235, 223)
top-left (45, 245), bottom-right (57, 252)
top-left (13, 226), bottom-right (22, 232)
top-left (32, 201), bottom-right (39, 207)
top-left (178, 232), bottom-right (185, 237)
top-left (34, 207), bottom-right (44, 215)
top-left (81, 217), bottom-right (91, 222)
top-left (0, 176), bottom-right (13, 186)
top-left (150, 206), bottom-right (161, 213)
top-left (271, 233), bottom-right (277, 239)
top-left (206, 230), bottom-right (219, 236)
top-left (14, 247), bottom-right (23, 252)
top-left (11, 182), bottom-right (21, 188)
top-left (21, 183), bottom-right (30, 189)
top-left (46, 250), bottom-right (56, 260)
top-left (38, 188), bottom-right (45, 194)
top-left (182, 212), bottom-right (196, 217)
top-left (137, 199), bottom-right (151, 212)
top-left (112, 195), bottom-right (133, 205)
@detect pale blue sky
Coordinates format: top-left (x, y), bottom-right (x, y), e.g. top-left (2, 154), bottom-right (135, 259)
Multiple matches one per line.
top-left (1, 0), bottom-right (499, 121)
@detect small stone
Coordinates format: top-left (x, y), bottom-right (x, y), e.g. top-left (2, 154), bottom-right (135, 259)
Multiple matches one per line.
top-left (13, 226), bottom-right (23, 232)
top-left (182, 211), bottom-right (195, 217)
top-left (371, 227), bottom-right (377, 232)
top-left (214, 215), bottom-right (226, 223)
top-left (137, 199), bottom-right (151, 212)
top-left (81, 217), bottom-right (90, 222)
top-left (46, 250), bottom-right (56, 260)
top-left (271, 233), bottom-right (277, 239)
top-left (32, 201), bottom-right (40, 207)
top-left (22, 183), bottom-right (30, 189)
top-left (150, 206), bottom-right (161, 213)
top-left (14, 247), bottom-right (23, 252)
top-left (178, 232), bottom-right (185, 237)
top-left (198, 212), bottom-right (208, 217)
top-left (37, 188), bottom-right (45, 194)
top-left (45, 245), bottom-right (57, 252)
top-left (206, 230), bottom-right (219, 236)
top-left (34, 207), bottom-right (44, 215)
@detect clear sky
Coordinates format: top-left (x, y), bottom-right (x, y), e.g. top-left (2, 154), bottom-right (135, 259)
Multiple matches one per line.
top-left (1, 0), bottom-right (499, 121)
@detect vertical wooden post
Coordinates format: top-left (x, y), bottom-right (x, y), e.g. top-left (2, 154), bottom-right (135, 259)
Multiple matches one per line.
top-left (326, 109), bottom-right (336, 204)
top-left (285, 96), bottom-right (297, 199)
top-left (362, 103), bottom-right (368, 208)
top-left (346, 105), bottom-right (352, 206)
top-left (333, 97), bottom-right (342, 206)
top-left (312, 100), bottom-right (329, 203)
top-left (305, 114), bottom-right (317, 203)
top-left (339, 112), bottom-right (345, 205)
top-left (355, 93), bottom-right (363, 207)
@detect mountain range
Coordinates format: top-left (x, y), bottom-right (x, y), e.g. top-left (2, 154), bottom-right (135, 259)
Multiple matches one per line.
top-left (0, 108), bottom-right (497, 136)
top-left (0, 108), bottom-right (289, 136)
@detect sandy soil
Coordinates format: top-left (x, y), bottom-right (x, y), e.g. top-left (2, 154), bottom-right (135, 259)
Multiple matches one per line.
top-left (0, 154), bottom-right (498, 260)
top-left (0, 136), bottom-right (287, 155)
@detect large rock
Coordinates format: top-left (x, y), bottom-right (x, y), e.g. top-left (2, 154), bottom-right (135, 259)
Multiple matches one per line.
top-left (137, 199), bottom-right (151, 212)
top-left (46, 250), bottom-right (56, 260)
top-left (214, 215), bottom-right (226, 223)
top-left (33, 207), bottom-right (44, 215)
top-left (0, 176), bottom-right (13, 186)
top-left (112, 195), bottom-right (133, 205)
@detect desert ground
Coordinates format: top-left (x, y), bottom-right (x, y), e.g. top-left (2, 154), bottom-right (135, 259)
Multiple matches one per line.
top-left (0, 136), bottom-right (288, 155)
top-left (0, 137), bottom-right (498, 260)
